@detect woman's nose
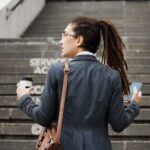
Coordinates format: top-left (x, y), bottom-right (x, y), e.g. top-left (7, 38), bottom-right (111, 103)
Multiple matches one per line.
top-left (59, 39), bottom-right (63, 46)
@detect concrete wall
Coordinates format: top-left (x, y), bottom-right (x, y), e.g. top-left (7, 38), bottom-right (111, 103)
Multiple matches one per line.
top-left (0, 0), bottom-right (45, 38)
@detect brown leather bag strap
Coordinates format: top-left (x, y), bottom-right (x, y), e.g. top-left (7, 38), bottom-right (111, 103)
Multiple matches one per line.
top-left (55, 61), bottom-right (70, 143)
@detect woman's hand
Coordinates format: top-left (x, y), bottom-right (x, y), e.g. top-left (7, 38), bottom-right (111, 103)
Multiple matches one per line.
top-left (16, 85), bottom-right (33, 100)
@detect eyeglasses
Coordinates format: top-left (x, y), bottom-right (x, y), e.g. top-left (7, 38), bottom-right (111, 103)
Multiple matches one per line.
top-left (62, 32), bottom-right (77, 38)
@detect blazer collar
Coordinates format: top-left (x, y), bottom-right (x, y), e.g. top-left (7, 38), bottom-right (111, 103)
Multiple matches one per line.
top-left (70, 55), bottom-right (99, 62)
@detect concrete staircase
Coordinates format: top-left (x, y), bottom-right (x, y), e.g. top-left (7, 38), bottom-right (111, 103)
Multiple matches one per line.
top-left (0, 1), bottom-right (150, 150)
top-left (23, 1), bottom-right (150, 38)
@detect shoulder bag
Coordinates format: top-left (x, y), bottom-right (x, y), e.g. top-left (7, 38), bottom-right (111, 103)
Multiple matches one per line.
top-left (36, 61), bottom-right (70, 150)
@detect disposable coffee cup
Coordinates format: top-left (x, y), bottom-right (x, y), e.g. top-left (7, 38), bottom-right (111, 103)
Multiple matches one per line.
top-left (17, 77), bottom-right (33, 88)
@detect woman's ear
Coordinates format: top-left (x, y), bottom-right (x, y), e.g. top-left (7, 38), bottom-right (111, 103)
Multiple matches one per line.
top-left (76, 36), bottom-right (84, 47)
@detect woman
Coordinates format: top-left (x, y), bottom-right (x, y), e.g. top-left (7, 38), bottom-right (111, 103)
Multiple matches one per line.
top-left (16, 17), bottom-right (142, 150)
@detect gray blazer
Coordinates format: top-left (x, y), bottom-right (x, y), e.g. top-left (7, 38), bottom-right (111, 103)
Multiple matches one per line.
top-left (17, 55), bottom-right (140, 150)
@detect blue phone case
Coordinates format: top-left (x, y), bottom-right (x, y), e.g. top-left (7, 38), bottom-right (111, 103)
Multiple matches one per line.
top-left (124, 82), bottom-right (143, 101)
top-left (129, 82), bottom-right (143, 99)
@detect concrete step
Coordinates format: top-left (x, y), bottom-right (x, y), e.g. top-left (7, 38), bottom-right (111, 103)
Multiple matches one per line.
top-left (25, 21), bottom-right (149, 29)
top-left (0, 140), bottom-right (149, 150)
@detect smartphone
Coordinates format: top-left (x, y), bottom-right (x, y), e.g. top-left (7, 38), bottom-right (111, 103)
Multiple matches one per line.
top-left (123, 82), bottom-right (143, 102)
top-left (129, 82), bottom-right (143, 99)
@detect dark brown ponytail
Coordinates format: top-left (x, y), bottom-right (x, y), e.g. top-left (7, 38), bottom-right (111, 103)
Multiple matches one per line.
top-left (99, 20), bottom-right (130, 95)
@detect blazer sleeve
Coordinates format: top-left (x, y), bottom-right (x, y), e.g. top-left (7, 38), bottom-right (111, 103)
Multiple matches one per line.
top-left (17, 64), bottom-right (58, 127)
top-left (108, 71), bottom-right (140, 132)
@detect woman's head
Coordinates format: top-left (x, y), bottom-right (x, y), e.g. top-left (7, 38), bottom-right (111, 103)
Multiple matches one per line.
top-left (70, 17), bottom-right (101, 53)
top-left (60, 16), bottom-right (130, 95)
top-left (59, 17), bottom-right (101, 57)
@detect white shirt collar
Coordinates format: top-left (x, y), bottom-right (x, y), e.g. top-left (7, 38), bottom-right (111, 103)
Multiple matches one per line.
top-left (76, 51), bottom-right (96, 56)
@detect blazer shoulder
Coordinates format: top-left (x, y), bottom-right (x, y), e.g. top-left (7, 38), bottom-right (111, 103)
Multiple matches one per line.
top-left (48, 62), bottom-right (65, 80)
top-left (51, 61), bottom-right (64, 70)
top-left (102, 64), bottom-right (120, 78)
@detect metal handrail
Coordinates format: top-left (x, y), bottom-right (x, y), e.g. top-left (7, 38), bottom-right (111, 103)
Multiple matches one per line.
top-left (6, 0), bottom-right (25, 19)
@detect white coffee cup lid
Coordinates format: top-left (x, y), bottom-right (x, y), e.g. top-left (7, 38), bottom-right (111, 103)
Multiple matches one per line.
top-left (17, 80), bottom-right (32, 88)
